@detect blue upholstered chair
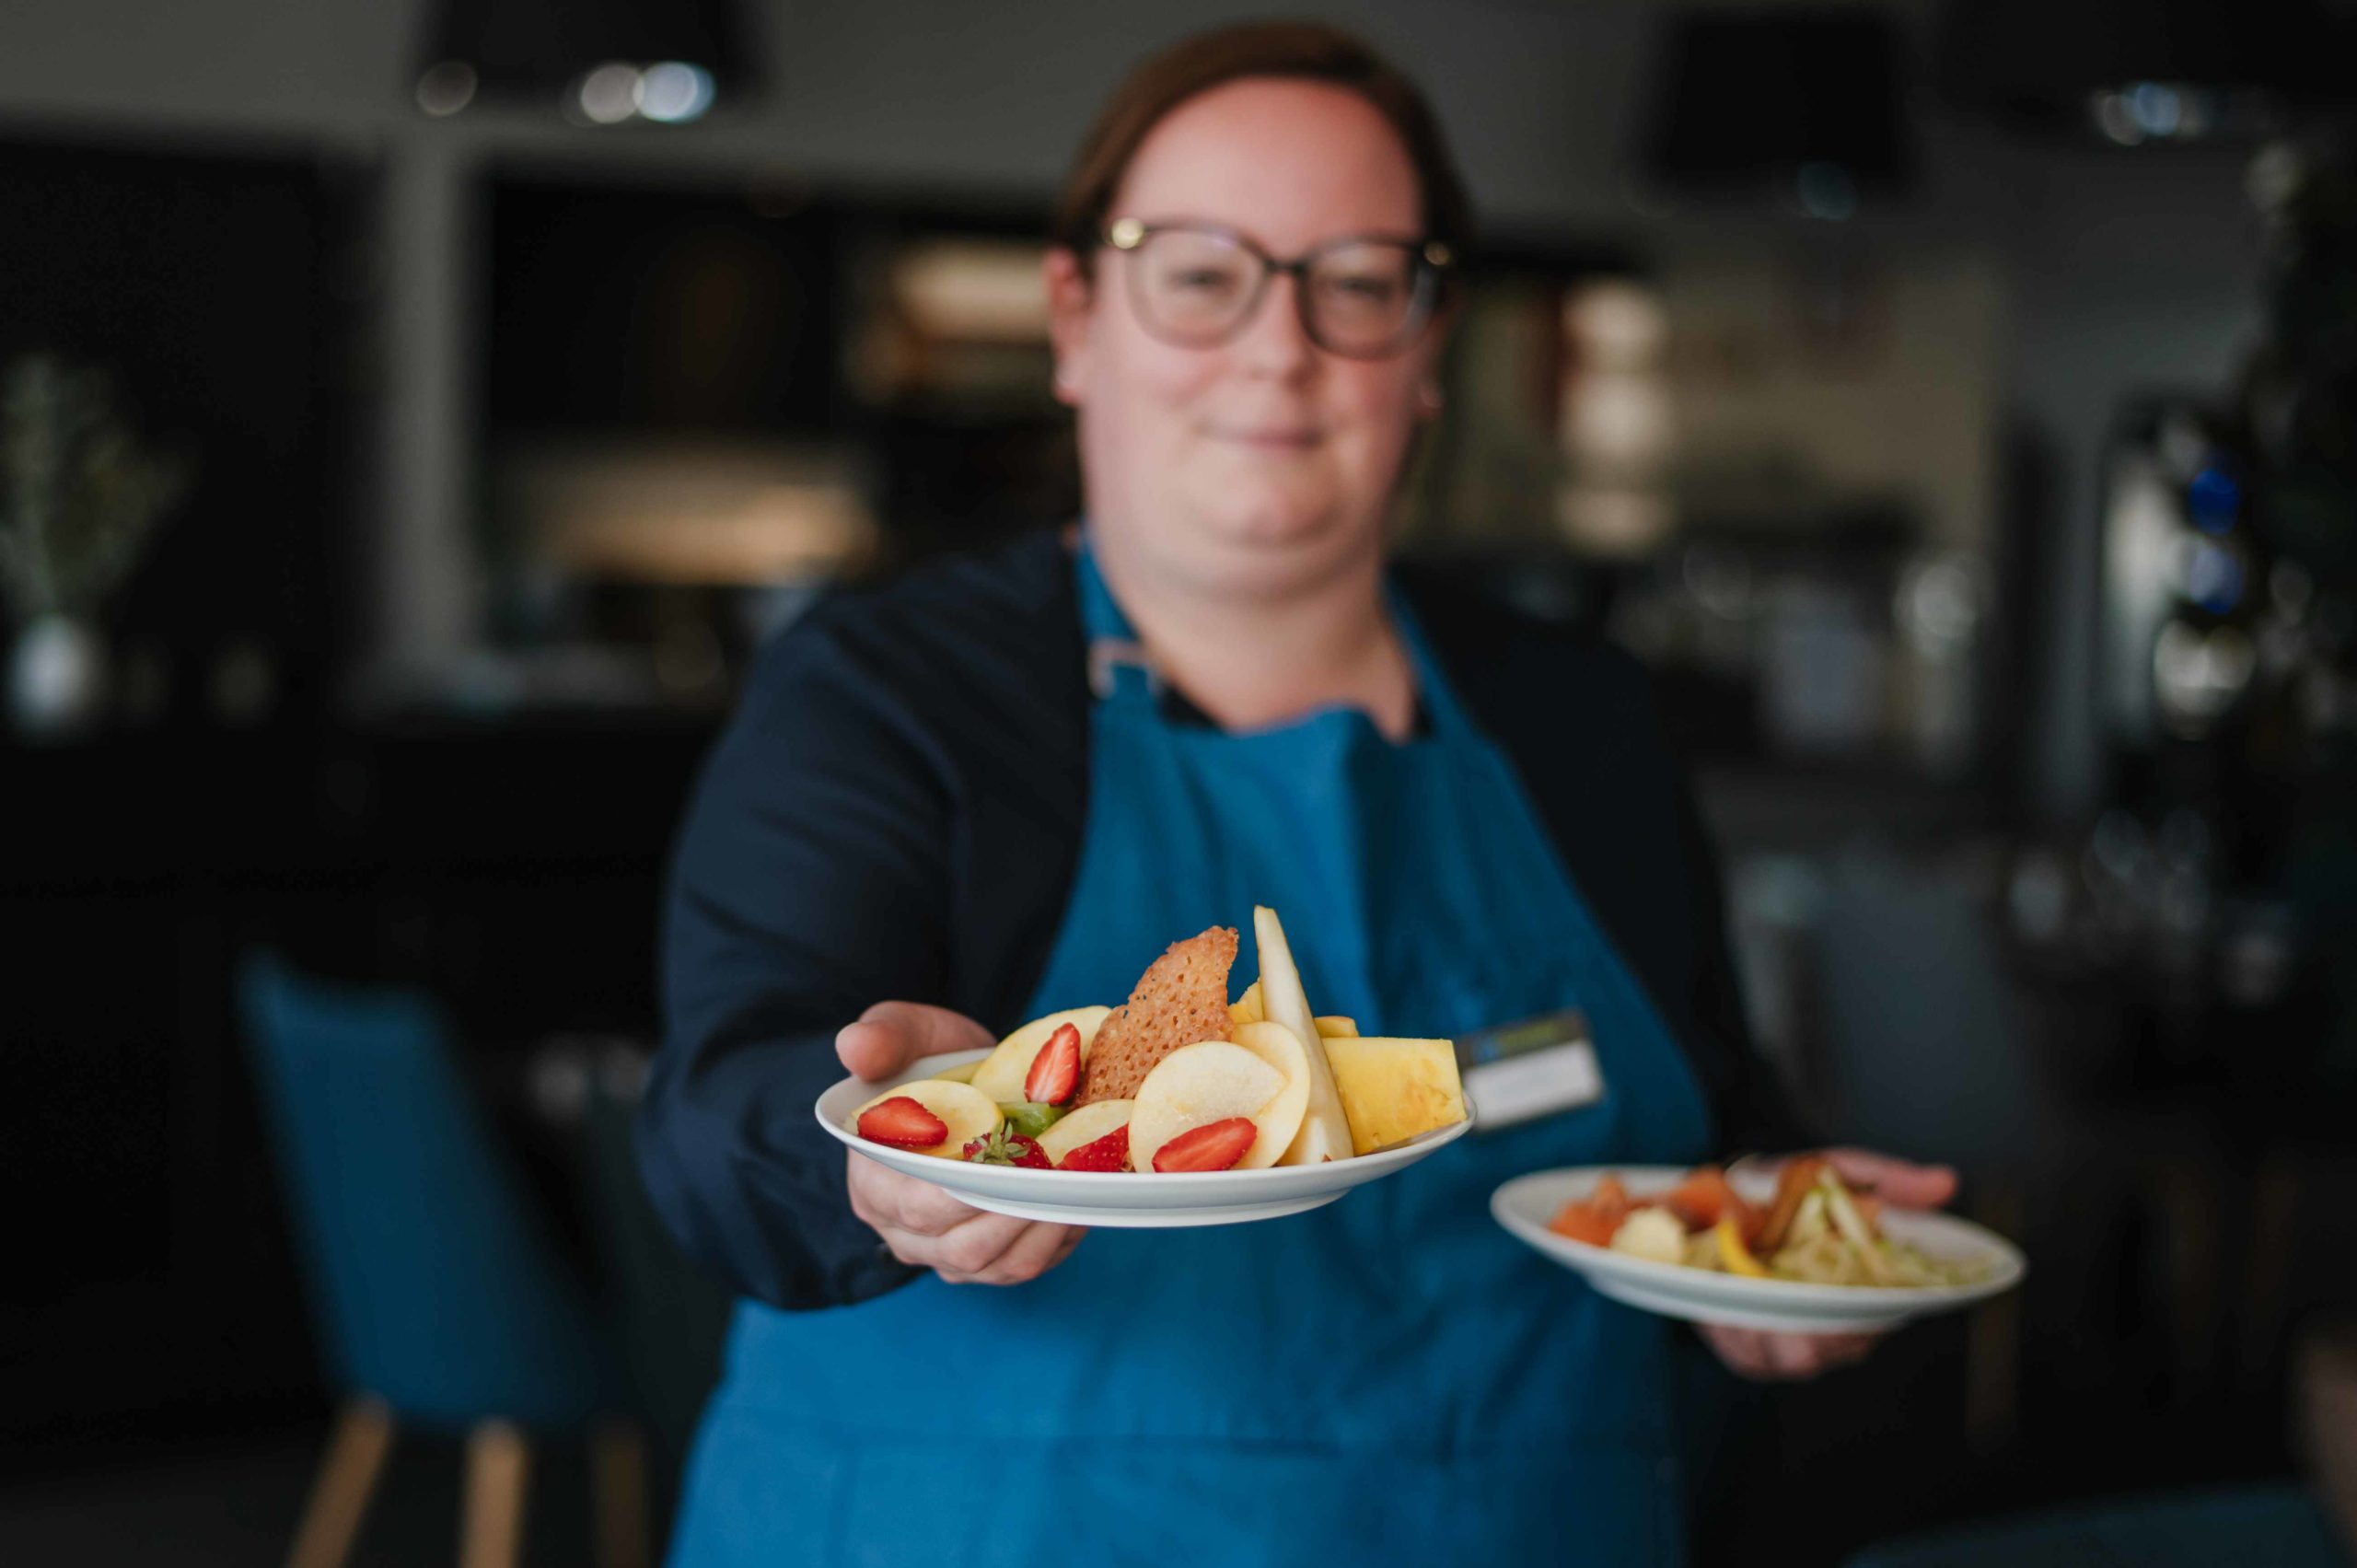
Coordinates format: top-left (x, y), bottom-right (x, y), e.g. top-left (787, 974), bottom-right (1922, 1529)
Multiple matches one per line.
top-left (239, 953), bottom-right (642, 1568)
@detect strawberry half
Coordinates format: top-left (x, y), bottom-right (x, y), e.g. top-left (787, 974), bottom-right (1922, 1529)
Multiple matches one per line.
top-left (1151, 1117), bottom-right (1258, 1173)
top-left (856, 1096), bottom-right (948, 1149)
top-left (1057, 1124), bottom-right (1130, 1172)
top-left (962, 1128), bottom-right (1051, 1167)
top-left (1023, 1022), bottom-right (1083, 1106)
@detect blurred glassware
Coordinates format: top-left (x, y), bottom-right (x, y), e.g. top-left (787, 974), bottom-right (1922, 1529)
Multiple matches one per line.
top-left (6, 613), bottom-right (106, 741)
top-left (851, 238), bottom-right (1056, 410)
top-left (1897, 550), bottom-right (1991, 774)
top-left (1760, 578), bottom-right (1885, 755)
top-left (1555, 279), bottom-right (1677, 559)
top-left (497, 439), bottom-right (876, 588)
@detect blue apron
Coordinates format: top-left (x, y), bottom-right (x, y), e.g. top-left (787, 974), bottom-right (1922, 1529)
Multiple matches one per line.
top-left (668, 545), bottom-right (1715, 1567)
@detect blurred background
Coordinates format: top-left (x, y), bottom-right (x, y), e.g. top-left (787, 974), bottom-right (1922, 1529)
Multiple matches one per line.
top-left (4, 1), bottom-right (2355, 1564)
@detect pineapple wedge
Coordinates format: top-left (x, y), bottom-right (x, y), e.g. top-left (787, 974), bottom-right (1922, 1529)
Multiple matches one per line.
top-left (1319, 1036), bottom-right (1467, 1156)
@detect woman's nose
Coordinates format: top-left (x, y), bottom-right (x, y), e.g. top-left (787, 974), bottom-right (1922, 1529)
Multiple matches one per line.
top-left (1233, 270), bottom-right (1318, 378)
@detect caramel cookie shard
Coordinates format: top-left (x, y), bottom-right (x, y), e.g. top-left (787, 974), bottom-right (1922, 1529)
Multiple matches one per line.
top-left (1075, 925), bottom-right (1239, 1105)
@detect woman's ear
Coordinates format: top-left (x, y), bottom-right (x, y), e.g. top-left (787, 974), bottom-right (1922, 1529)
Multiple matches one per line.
top-left (1044, 247), bottom-right (1096, 408)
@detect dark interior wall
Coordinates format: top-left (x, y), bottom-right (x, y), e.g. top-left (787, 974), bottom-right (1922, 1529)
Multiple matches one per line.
top-left (0, 0), bottom-right (2269, 818)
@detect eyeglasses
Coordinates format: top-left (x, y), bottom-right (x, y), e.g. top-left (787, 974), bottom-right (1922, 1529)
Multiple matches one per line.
top-left (1102, 217), bottom-right (1453, 359)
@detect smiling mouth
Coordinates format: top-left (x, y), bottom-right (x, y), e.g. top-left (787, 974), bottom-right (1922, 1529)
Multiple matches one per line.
top-left (1211, 426), bottom-right (1324, 449)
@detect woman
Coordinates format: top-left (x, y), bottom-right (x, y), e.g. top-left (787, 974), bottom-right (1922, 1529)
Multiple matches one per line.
top-left (639, 22), bottom-right (1953, 1566)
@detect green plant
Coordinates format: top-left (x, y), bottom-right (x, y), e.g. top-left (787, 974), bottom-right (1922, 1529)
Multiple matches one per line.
top-left (0, 354), bottom-right (192, 622)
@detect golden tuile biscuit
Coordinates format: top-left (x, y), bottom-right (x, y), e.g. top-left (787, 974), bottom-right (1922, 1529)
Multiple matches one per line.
top-left (1075, 925), bottom-right (1239, 1105)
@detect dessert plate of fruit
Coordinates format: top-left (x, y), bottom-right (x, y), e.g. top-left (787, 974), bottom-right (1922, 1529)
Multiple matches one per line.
top-left (817, 906), bottom-right (1473, 1227)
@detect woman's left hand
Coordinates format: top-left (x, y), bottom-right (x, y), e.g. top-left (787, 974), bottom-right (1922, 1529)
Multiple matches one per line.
top-left (1697, 1146), bottom-right (1958, 1383)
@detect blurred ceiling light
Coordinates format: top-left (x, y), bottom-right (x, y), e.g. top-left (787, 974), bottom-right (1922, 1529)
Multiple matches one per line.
top-left (416, 0), bottom-right (751, 120)
top-left (415, 61), bottom-right (478, 117)
top-left (573, 63), bottom-right (643, 125)
top-left (636, 62), bottom-right (716, 123)
top-left (2091, 82), bottom-right (2230, 145)
top-left (2093, 90), bottom-right (2146, 146)
top-left (2133, 82), bottom-right (2185, 137)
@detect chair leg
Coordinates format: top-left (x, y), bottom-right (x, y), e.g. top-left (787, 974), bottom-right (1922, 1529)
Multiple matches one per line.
top-left (459, 1420), bottom-right (531, 1568)
top-left (591, 1417), bottom-right (651, 1568)
top-left (286, 1397), bottom-right (395, 1568)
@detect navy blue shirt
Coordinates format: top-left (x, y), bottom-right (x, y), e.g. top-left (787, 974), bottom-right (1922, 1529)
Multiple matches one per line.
top-left (637, 529), bottom-right (1795, 1310)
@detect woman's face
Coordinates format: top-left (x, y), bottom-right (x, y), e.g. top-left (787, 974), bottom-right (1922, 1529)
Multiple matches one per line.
top-left (1049, 77), bottom-right (1446, 601)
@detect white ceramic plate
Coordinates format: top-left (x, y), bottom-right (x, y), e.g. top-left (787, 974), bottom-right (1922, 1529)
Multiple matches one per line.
top-left (1492, 1166), bottom-right (2026, 1333)
top-left (817, 1048), bottom-right (1475, 1228)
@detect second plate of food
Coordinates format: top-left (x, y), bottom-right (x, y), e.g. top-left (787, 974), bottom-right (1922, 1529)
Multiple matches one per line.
top-left (1492, 1165), bottom-right (2025, 1332)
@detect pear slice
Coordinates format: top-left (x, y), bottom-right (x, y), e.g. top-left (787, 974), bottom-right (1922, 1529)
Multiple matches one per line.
top-left (967, 1005), bottom-right (1111, 1105)
top-left (1034, 1099), bottom-right (1132, 1166)
top-left (1225, 1021), bottom-right (1312, 1167)
top-left (1128, 1040), bottom-right (1296, 1173)
top-left (848, 1079), bottom-right (1001, 1159)
top-left (1250, 906), bottom-right (1355, 1164)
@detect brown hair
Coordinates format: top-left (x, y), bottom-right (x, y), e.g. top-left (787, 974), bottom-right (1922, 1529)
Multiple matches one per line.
top-left (1050, 21), bottom-right (1474, 279)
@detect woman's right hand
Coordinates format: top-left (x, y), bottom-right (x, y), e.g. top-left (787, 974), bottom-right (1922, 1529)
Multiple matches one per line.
top-left (838, 1001), bottom-right (1089, 1286)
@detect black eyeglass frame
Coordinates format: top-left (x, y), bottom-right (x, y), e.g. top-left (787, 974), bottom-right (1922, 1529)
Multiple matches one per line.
top-left (1101, 216), bottom-right (1455, 359)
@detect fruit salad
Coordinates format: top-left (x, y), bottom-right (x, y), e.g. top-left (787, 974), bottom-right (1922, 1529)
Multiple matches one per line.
top-left (1546, 1157), bottom-right (1987, 1288)
top-left (847, 906), bottom-right (1469, 1174)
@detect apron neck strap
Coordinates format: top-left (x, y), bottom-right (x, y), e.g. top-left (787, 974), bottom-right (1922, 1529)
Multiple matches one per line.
top-left (1074, 539), bottom-right (1471, 737)
top-left (1075, 544), bottom-right (1159, 705)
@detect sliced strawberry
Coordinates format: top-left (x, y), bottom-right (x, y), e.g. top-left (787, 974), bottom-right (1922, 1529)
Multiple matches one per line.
top-left (961, 1128), bottom-right (1050, 1167)
top-left (1023, 1022), bottom-right (1083, 1106)
top-left (1151, 1117), bottom-right (1258, 1173)
top-left (1057, 1124), bottom-right (1131, 1172)
top-left (856, 1097), bottom-right (947, 1148)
